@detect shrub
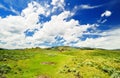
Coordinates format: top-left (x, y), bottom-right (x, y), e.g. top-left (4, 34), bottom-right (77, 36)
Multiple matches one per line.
top-left (74, 71), bottom-right (82, 78)
top-left (110, 71), bottom-right (120, 78)
top-left (82, 61), bottom-right (98, 67)
top-left (114, 58), bottom-right (120, 63)
top-left (71, 68), bottom-right (76, 72)
top-left (0, 64), bottom-right (11, 77)
top-left (100, 65), bottom-right (116, 75)
top-left (64, 65), bottom-right (69, 68)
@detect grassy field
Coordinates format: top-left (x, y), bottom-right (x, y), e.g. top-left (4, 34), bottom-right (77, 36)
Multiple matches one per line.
top-left (0, 47), bottom-right (120, 78)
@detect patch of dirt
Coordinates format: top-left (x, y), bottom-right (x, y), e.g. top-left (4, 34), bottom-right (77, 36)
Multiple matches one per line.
top-left (38, 75), bottom-right (49, 78)
top-left (41, 62), bottom-right (56, 65)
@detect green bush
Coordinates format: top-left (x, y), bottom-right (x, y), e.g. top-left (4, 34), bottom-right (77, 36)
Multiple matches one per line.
top-left (110, 71), bottom-right (120, 78)
top-left (74, 71), bottom-right (82, 78)
top-left (0, 64), bottom-right (11, 77)
top-left (0, 64), bottom-right (11, 74)
top-left (114, 58), bottom-right (120, 63)
top-left (100, 65), bottom-right (116, 75)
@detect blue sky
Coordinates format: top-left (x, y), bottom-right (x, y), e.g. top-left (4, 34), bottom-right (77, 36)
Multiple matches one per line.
top-left (0, 0), bottom-right (120, 49)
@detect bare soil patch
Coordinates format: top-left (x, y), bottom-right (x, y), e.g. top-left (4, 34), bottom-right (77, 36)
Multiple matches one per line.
top-left (41, 62), bottom-right (56, 65)
top-left (38, 75), bottom-right (50, 78)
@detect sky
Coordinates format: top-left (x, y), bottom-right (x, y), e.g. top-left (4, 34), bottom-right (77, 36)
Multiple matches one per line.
top-left (0, 0), bottom-right (120, 49)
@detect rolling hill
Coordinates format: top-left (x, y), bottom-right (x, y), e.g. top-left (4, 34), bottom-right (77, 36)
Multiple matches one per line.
top-left (0, 46), bottom-right (120, 78)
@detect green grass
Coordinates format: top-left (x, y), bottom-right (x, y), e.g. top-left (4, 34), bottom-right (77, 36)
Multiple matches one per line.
top-left (0, 47), bottom-right (120, 78)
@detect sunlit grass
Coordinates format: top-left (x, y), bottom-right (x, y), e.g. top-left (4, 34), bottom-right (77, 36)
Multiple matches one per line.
top-left (0, 47), bottom-right (120, 78)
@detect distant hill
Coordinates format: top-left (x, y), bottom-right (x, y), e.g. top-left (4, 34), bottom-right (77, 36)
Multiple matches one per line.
top-left (0, 48), bottom-right (5, 50)
top-left (0, 46), bottom-right (120, 51)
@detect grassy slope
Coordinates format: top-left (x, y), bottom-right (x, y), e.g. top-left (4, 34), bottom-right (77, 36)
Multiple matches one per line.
top-left (0, 47), bottom-right (120, 78)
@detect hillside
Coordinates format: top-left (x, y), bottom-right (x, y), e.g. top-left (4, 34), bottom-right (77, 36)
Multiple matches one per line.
top-left (0, 47), bottom-right (120, 78)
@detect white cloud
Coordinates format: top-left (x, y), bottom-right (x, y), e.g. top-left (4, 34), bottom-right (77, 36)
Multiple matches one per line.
top-left (0, 2), bottom-right (92, 49)
top-left (101, 19), bottom-right (107, 23)
top-left (79, 4), bottom-right (101, 9)
top-left (97, 10), bottom-right (112, 24)
top-left (0, 4), bottom-right (19, 15)
top-left (51, 0), bottom-right (64, 6)
top-left (0, 1), bottom-right (119, 49)
top-left (101, 10), bottom-right (112, 17)
top-left (0, 1), bottom-right (45, 49)
top-left (32, 11), bottom-right (91, 45)
top-left (51, 0), bottom-right (65, 12)
top-left (0, 1), bottom-right (66, 49)
top-left (0, 4), bottom-right (8, 10)
top-left (72, 4), bottom-right (102, 14)
top-left (10, 6), bottom-right (20, 15)
top-left (74, 28), bottom-right (120, 49)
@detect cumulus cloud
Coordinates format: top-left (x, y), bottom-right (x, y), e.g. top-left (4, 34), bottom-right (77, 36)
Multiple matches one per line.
top-left (0, 1), bottom-right (44, 49)
top-left (33, 11), bottom-right (92, 44)
top-left (0, 1), bottom-right (119, 49)
top-left (0, 1), bottom-right (92, 49)
top-left (101, 10), bottom-right (112, 17)
top-left (74, 28), bottom-right (120, 49)
top-left (51, 0), bottom-right (65, 12)
top-left (97, 10), bottom-right (112, 24)
top-left (51, 0), bottom-right (64, 5)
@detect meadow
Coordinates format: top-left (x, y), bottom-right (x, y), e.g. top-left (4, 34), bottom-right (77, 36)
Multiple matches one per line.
top-left (0, 47), bottom-right (120, 78)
